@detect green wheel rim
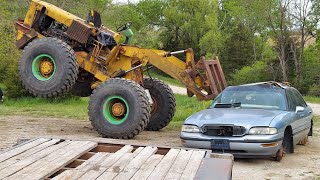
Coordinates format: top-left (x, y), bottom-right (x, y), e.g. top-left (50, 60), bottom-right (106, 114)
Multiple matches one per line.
top-left (103, 96), bottom-right (129, 125)
top-left (31, 54), bottom-right (56, 81)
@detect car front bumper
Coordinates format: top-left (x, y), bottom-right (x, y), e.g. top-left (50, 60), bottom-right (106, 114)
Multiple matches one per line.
top-left (180, 132), bottom-right (284, 158)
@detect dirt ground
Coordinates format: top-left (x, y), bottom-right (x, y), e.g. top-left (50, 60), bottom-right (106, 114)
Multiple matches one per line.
top-left (0, 115), bottom-right (319, 179)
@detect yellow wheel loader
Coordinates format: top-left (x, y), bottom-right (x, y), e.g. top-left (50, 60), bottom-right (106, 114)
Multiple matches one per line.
top-left (15, 0), bottom-right (227, 139)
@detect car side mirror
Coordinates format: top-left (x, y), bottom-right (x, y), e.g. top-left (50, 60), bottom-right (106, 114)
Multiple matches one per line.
top-left (295, 106), bottom-right (304, 113)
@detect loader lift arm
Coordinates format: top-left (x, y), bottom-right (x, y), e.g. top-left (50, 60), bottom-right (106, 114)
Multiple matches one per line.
top-left (120, 47), bottom-right (227, 101)
top-left (75, 44), bottom-right (227, 101)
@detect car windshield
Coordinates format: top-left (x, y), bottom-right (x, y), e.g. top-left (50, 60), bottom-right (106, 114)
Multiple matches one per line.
top-left (210, 84), bottom-right (287, 110)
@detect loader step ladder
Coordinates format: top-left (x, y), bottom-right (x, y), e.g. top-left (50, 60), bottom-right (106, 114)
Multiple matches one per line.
top-left (0, 138), bottom-right (233, 180)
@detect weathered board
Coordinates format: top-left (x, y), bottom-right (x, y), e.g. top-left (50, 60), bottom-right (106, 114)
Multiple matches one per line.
top-left (0, 138), bottom-right (233, 180)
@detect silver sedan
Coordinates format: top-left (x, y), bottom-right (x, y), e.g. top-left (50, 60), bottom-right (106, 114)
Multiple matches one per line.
top-left (180, 82), bottom-right (313, 161)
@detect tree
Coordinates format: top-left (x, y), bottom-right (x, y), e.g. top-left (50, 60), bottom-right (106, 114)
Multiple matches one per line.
top-left (266, 0), bottom-right (292, 82)
top-left (159, 0), bottom-right (221, 60)
top-left (223, 0), bottom-right (271, 61)
top-left (219, 24), bottom-right (257, 76)
top-left (289, 0), bottom-right (320, 86)
top-left (230, 61), bottom-right (272, 85)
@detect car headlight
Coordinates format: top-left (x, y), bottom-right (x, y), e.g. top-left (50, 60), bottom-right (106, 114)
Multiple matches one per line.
top-left (181, 125), bottom-right (200, 133)
top-left (249, 127), bottom-right (277, 135)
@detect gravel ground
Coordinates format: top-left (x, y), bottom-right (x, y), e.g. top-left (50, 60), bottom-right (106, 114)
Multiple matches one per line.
top-left (168, 85), bottom-right (187, 95)
top-left (308, 103), bottom-right (320, 116)
top-left (0, 115), bottom-right (319, 179)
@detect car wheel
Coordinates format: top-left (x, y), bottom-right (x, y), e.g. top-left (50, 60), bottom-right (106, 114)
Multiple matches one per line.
top-left (274, 146), bottom-right (284, 162)
top-left (308, 119), bottom-right (313, 136)
top-left (274, 128), bottom-right (293, 161)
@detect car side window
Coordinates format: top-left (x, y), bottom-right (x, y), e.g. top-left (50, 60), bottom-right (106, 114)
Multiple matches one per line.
top-left (292, 89), bottom-right (307, 107)
top-left (286, 90), bottom-right (297, 111)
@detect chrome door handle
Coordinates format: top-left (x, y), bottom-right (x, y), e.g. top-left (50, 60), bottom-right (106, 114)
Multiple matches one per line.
top-left (308, 111), bottom-right (312, 114)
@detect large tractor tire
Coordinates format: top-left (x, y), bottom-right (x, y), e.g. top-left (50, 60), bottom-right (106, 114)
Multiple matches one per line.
top-left (143, 78), bottom-right (176, 131)
top-left (88, 78), bottom-right (150, 139)
top-left (19, 37), bottom-right (78, 98)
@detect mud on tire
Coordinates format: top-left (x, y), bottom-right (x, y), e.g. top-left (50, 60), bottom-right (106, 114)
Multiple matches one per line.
top-left (19, 37), bottom-right (78, 98)
top-left (88, 78), bottom-right (150, 139)
top-left (143, 78), bottom-right (176, 131)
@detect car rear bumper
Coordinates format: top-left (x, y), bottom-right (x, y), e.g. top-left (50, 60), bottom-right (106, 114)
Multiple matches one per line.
top-left (180, 132), bottom-right (283, 157)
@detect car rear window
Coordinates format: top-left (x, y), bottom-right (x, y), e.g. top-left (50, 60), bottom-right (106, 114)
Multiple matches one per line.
top-left (211, 84), bottom-right (287, 110)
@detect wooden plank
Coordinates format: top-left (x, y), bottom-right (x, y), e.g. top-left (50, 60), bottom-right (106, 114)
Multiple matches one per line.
top-left (0, 139), bottom-right (61, 171)
top-left (26, 141), bottom-right (97, 180)
top-left (3, 140), bottom-right (78, 180)
top-left (0, 140), bottom-right (72, 179)
top-left (96, 147), bottom-right (145, 180)
top-left (113, 146), bottom-right (158, 180)
top-left (95, 153), bottom-right (136, 180)
top-left (180, 150), bottom-right (206, 180)
top-left (52, 152), bottom-right (110, 180)
top-left (78, 146), bottom-right (142, 180)
top-left (0, 138), bottom-right (50, 163)
top-left (74, 145), bottom-right (134, 180)
top-left (164, 149), bottom-right (193, 180)
top-left (130, 155), bottom-right (163, 180)
top-left (18, 141), bottom-right (97, 180)
top-left (147, 149), bottom-right (180, 180)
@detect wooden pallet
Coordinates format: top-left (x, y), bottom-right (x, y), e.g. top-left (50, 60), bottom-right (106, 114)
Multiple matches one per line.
top-left (0, 138), bottom-right (233, 180)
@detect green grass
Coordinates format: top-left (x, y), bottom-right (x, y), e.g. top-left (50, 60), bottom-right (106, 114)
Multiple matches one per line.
top-left (0, 94), bottom-right (212, 131)
top-left (0, 97), bottom-right (89, 120)
top-left (172, 94), bottom-right (211, 121)
top-left (313, 115), bottom-right (320, 137)
top-left (304, 96), bottom-right (320, 104)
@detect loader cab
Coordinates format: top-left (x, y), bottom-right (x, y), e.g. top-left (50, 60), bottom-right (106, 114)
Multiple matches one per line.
top-left (87, 11), bottom-right (133, 45)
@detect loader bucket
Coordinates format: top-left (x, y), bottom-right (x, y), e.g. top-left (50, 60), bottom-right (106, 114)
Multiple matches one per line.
top-left (196, 57), bottom-right (227, 99)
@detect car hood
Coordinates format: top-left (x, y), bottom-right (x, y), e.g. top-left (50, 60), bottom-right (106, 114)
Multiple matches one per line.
top-left (184, 108), bottom-right (285, 128)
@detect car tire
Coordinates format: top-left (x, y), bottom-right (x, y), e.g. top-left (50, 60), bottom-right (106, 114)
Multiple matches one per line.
top-left (143, 78), bottom-right (176, 131)
top-left (274, 128), bottom-right (294, 161)
top-left (88, 78), bottom-right (150, 139)
top-left (308, 119), bottom-right (313, 136)
top-left (283, 128), bottom-right (294, 154)
top-left (19, 37), bottom-right (79, 98)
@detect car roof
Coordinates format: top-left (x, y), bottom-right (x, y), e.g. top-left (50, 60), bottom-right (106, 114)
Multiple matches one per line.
top-left (234, 81), bottom-right (291, 89)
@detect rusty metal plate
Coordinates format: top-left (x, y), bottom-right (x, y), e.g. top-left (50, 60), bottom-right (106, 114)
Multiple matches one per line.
top-left (66, 20), bottom-right (92, 44)
top-left (196, 57), bottom-right (227, 96)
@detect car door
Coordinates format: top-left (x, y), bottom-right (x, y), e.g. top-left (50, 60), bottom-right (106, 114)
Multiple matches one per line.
top-left (288, 89), bottom-right (311, 144)
top-left (292, 88), bottom-right (312, 125)
top-left (286, 89), bottom-right (300, 134)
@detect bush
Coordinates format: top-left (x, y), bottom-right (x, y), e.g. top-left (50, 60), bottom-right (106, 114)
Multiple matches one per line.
top-left (308, 84), bottom-right (320, 97)
top-left (3, 59), bottom-right (28, 98)
top-left (230, 60), bottom-right (272, 85)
